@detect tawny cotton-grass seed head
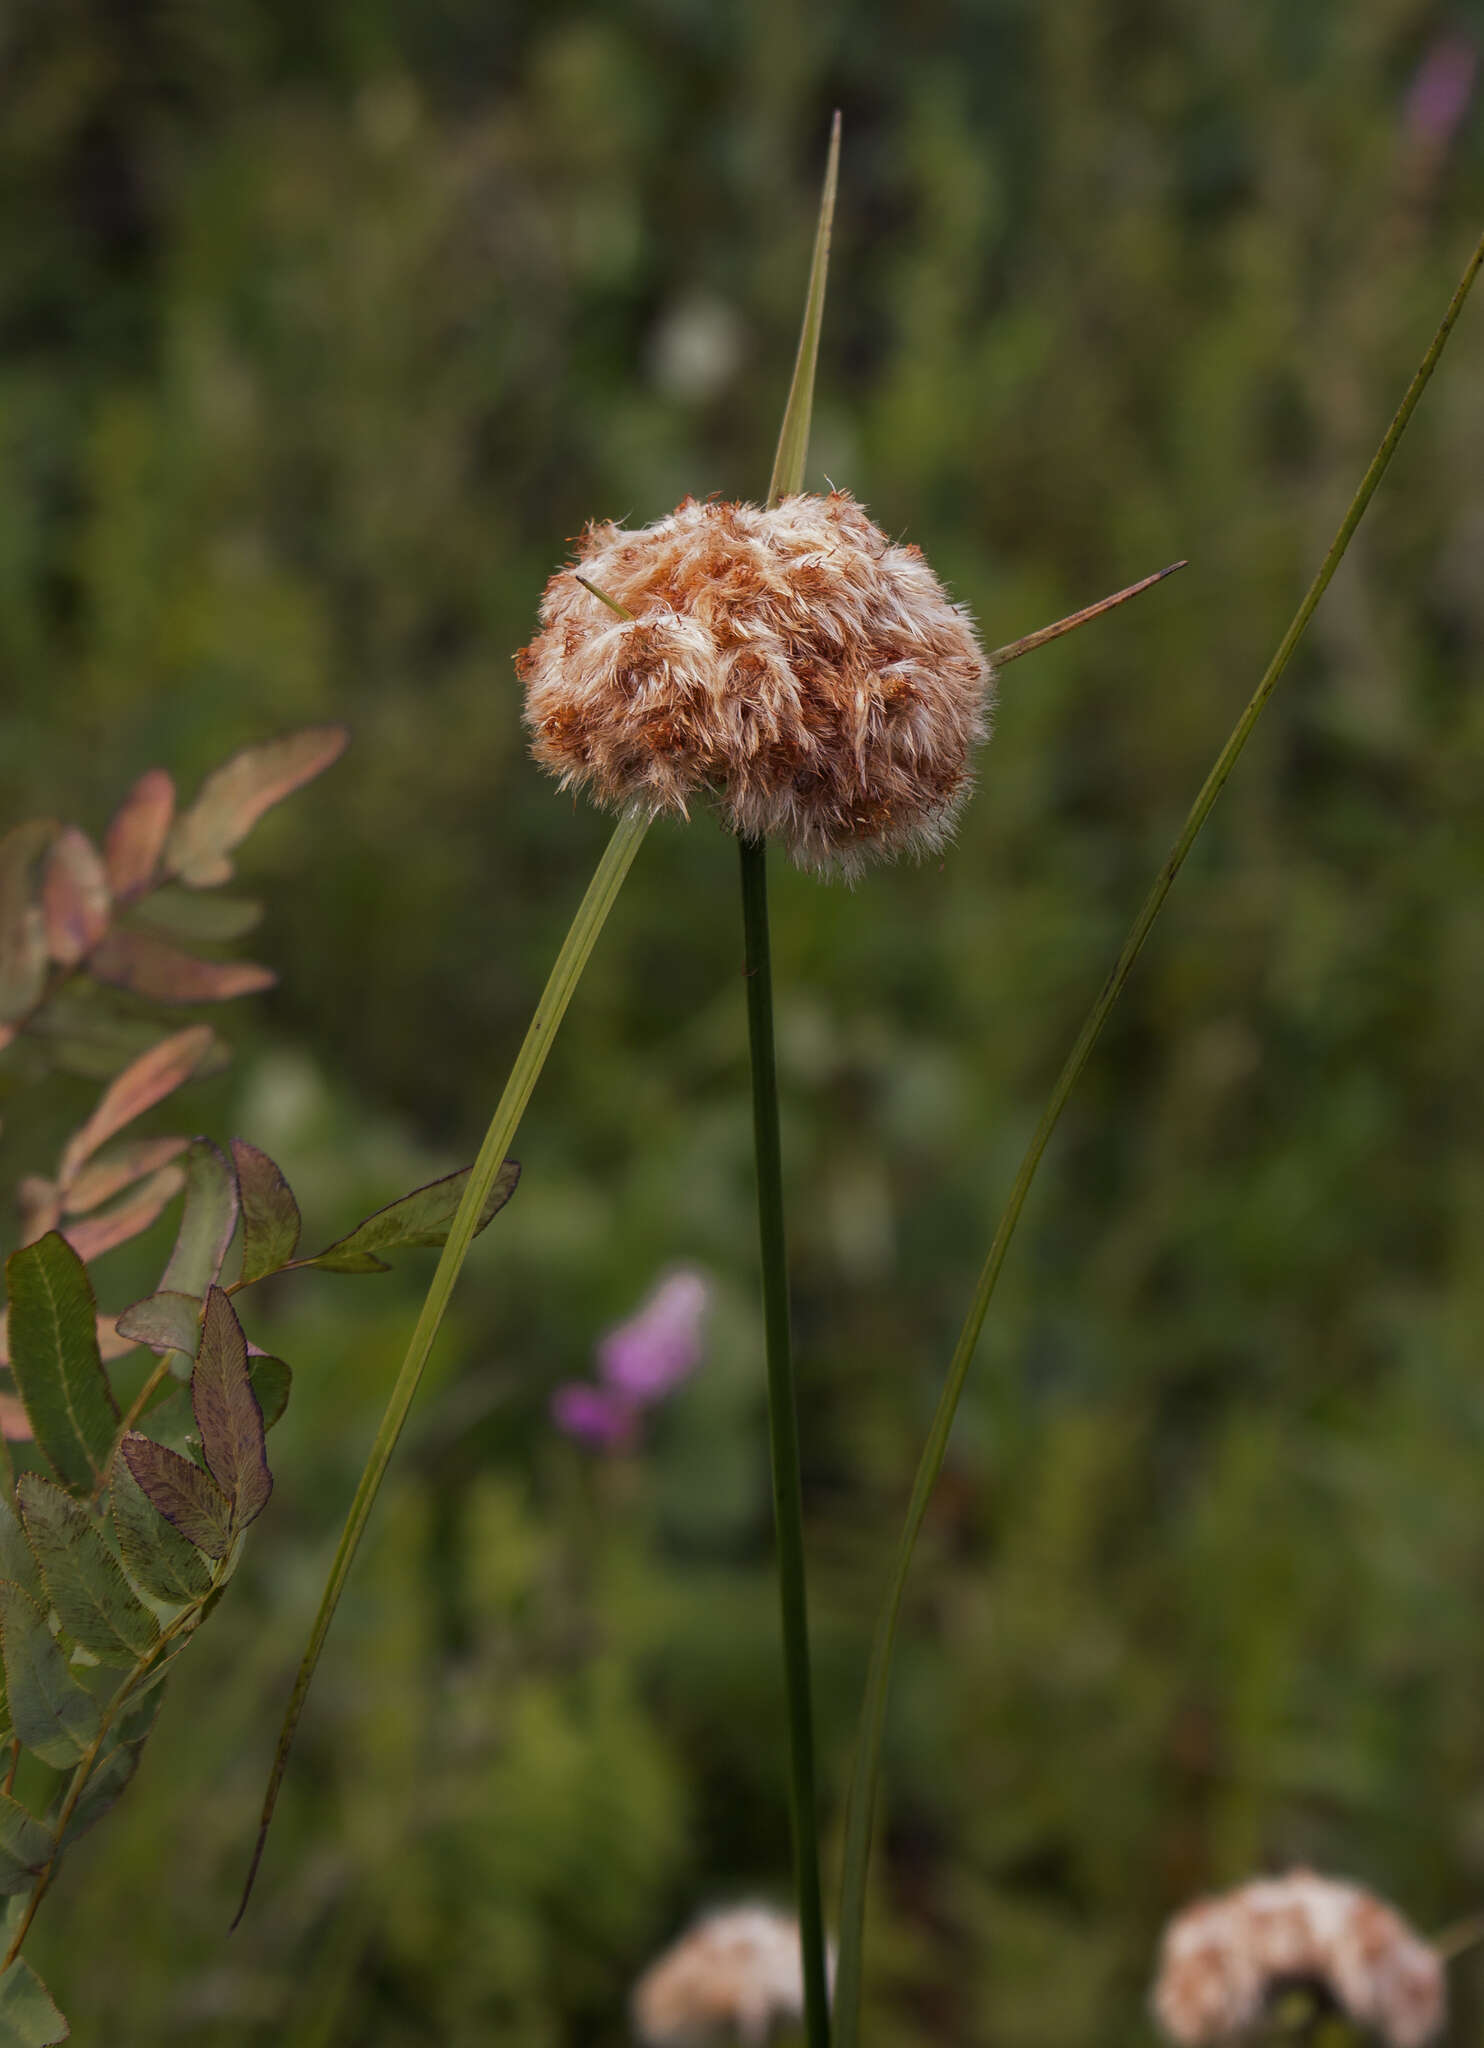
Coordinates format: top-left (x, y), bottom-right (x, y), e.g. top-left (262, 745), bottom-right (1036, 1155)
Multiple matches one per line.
top-left (630, 1904), bottom-right (827, 2047)
top-left (517, 491), bottom-right (992, 878)
top-left (1151, 1870), bottom-right (1445, 2048)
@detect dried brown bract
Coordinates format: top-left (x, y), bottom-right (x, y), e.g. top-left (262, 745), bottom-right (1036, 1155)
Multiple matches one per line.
top-left (1152, 1870), bottom-right (1445, 2047)
top-left (518, 492), bottom-right (991, 877)
top-left (630, 1904), bottom-right (820, 2046)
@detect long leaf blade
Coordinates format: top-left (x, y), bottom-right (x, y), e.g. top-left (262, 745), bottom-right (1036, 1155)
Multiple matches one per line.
top-left (766, 111), bottom-right (841, 509)
top-left (236, 806), bottom-right (649, 1928)
top-left (3, 1238), bottom-right (118, 1495)
top-left (830, 222), bottom-right (1484, 2046)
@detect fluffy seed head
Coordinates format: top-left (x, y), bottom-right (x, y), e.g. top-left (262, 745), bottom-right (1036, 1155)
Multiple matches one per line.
top-left (1151, 1870), bottom-right (1445, 2048)
top-left (630, 1905), bottom-right (822, 2046)
top-left (517, 492), bottom-right (992, 878)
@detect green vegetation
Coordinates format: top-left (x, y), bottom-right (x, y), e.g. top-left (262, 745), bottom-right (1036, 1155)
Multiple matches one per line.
top-left (2, 2), bottom-right (1483, 2042)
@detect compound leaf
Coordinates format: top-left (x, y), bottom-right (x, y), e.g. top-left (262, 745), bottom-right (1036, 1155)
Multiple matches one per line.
top-left (3, 1237), bottom-right (117, 1494)
top-left (303, 1161), bottom-right (520, 1275)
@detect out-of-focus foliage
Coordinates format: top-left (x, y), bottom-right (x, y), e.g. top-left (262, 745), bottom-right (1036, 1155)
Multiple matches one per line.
top-left (2, 0), bottom-right (1484, 2041)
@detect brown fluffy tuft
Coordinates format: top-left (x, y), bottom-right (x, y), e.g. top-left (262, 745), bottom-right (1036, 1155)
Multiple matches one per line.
top-left (518, 492), bottom-right (992, 877)
top-left (1151, 1870), bottom-right (1445, 2048)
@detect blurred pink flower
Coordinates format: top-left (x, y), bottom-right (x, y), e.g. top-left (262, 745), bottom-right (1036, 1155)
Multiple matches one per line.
top-left (552, 1268), bottom-right (712, 1452)
top-left (549, 1381), bottom-right (640, 1450)
top-left (598, 1268), bottom-right (711, 1400)
top-left (1403, 32), bottom-right (1476, 150)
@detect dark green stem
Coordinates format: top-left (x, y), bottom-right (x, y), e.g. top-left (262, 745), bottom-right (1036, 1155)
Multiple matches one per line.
top-left (739, 833), bottom-right (831, 2048)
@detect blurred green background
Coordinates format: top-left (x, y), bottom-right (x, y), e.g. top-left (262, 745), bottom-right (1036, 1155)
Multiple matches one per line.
top-left (3, 0), bottom-right (1484, 2040)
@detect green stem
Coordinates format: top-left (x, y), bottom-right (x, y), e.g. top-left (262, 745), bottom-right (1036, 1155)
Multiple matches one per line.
top-left (832, 221), bottom-right (1484, 2045)
top-left (236, 806), bottom-right (650, 1926)
top-left (739, 833), bottom-right (831, 2048)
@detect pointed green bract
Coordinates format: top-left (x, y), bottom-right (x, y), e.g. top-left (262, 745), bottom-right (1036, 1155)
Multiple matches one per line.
top-left (231, 1141), bottom-right (301, 1284)
top-left (830, 223), bottom-right (1484, 2048)
top-left (0, 1957), bottom-right (68, 2046)
top-left (766, 111), bottom-right (840, 509)
top-left (15, 1477), bottom-right (158, 1667)
top-left (3, 1238), bottom-right (118, 1495)
top-left (301, 1160), bottom-right (521, 1275)
top-left (0, 1584), bottom-right (100, 1769)
top-left (0, 1805), bottom-right (51, 1899)
top-left (112, 1463), bottom-right (212, 1605)
top-left (192, 1288), bottom-right (271, 1530)
top-left (119, 1436), bottom-right (232, 1560)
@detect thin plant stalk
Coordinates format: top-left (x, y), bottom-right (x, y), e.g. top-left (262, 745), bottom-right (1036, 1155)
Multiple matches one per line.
top-left (727, 110), bottom-right (841, 2048)
top-left (237, 804), bottom-right (650, 1922)
top-left (832, 221), bottom-right (1484, 2045)
top-left (740, 833), bottom-right (832, 2048)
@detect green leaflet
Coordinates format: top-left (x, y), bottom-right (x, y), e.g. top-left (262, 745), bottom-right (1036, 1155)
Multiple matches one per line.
top-left (192, 1289), bottom-right (271, 1532)
top-left (3, 1238), bottom-right (118, 1496)
top-left (0, 1958), bottom-right (68, 2046)
top-left (0, 1801), bottom-right (52, 1900)
top-left (0, 1501), bottom-right (43, 1614)
top-left (301, 1159), bottom-right (521, 1274)
top-left (118, 1437), bottom-right (232, 1561)
top-left (250, 1357), bottom-right (291, 1433)
top-left (16, 1478), bottom-right (158, 1667)
top-left (111, 1463), bottom-right (212, 1606)
top-left (112, 1291), bottom-right (201, 1360)
top-left (164, 726), bottom-right (349, 889)
top-left (56, 1688), bottom-right (163, 1851)
top-left (230, 1141), bottom-right (301, 1284)
top-left (129, 886), bottom-right (263, 944)
top-left (0, 1584), bottom-right (99, 1769)
top-left (158, 1141), bottom-right (239, 1320)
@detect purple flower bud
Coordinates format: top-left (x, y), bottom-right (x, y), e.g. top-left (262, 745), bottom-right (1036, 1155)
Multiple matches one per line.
top-left (550, 1381), bottom-right (639, 1450)
top-left (597, 1269), bottom-right (711, 1403)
